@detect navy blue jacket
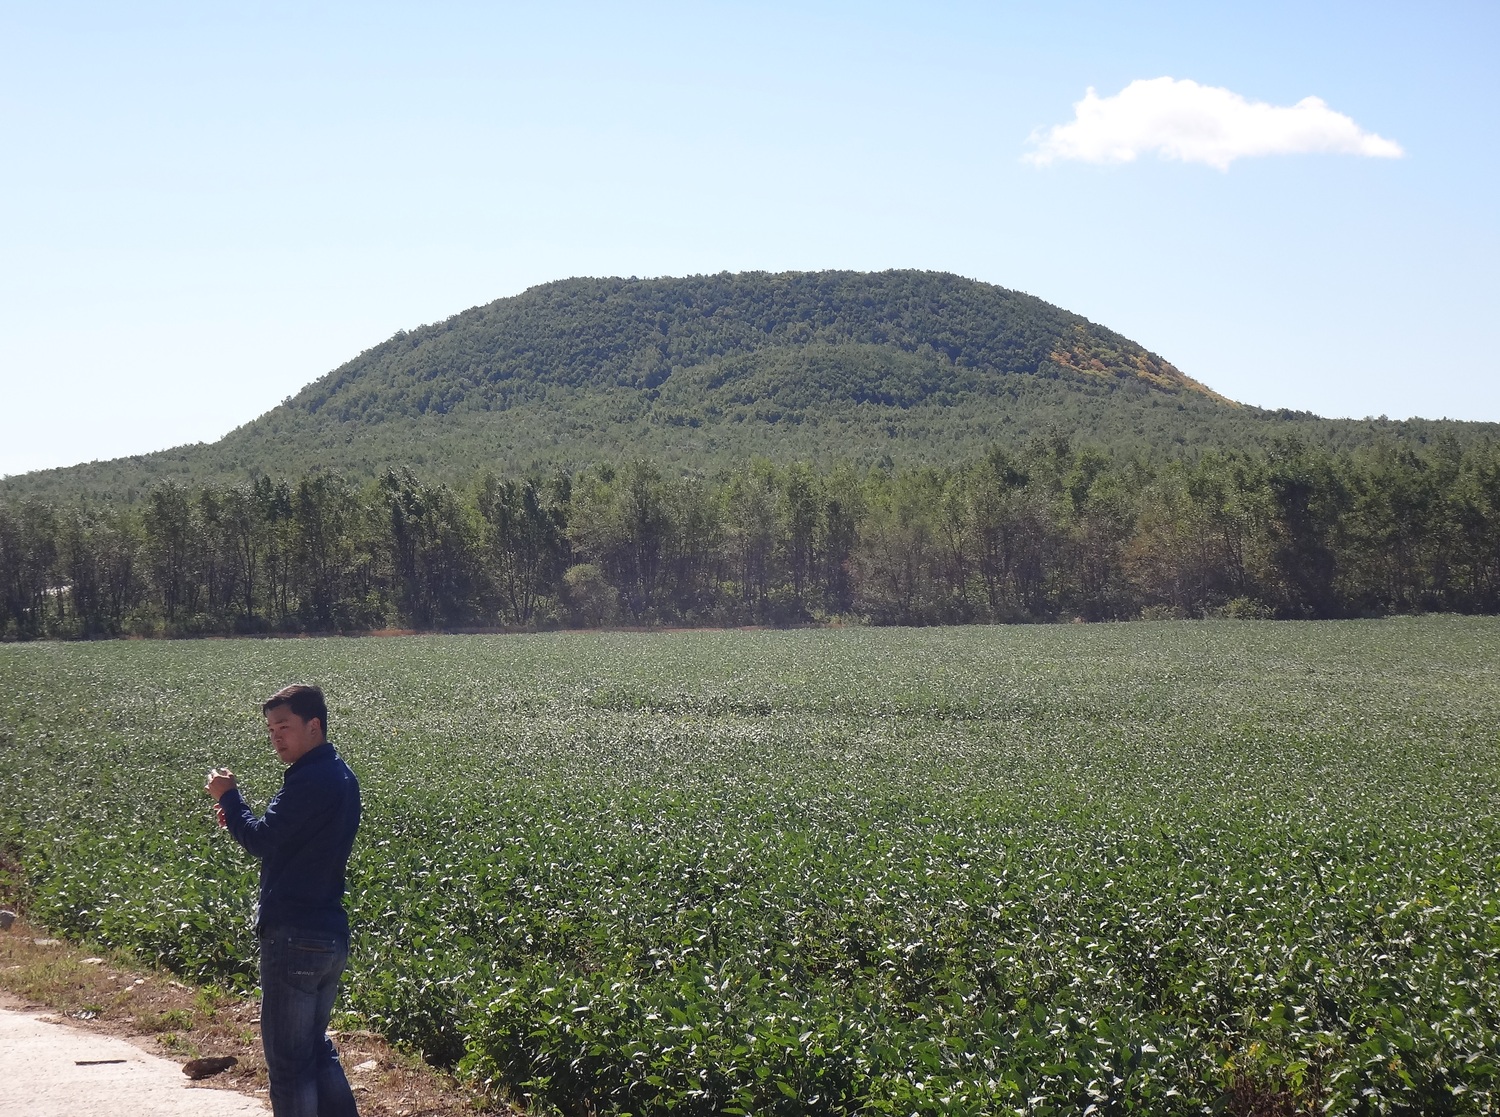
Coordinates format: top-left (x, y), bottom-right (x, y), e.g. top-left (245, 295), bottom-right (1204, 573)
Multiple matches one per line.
top-left (220, 741), bottom-right (361, 937)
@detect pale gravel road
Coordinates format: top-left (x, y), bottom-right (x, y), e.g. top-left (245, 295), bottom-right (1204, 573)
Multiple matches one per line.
top-left (0, 1003), bottom-right (267, 1116)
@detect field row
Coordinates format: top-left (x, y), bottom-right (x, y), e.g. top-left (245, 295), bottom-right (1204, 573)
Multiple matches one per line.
top-left (2, 618), bottom-right (1498, 1114)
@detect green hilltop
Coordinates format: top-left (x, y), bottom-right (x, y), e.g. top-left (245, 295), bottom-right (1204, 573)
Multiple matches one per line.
top-left (6, 269), bottom-right (1495, 501)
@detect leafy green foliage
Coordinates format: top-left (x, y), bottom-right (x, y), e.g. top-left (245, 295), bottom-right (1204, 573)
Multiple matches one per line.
top-left (5, 435), bottom-right (1500, 640)
top-left (6, 270), bottom-right (1499, 505)
top-left (3, 620), bottom-right (1500, 1113)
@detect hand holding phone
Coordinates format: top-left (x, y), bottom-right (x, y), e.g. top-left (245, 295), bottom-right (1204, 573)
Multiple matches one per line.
top-left (205, 767), bottom-right (237, 804)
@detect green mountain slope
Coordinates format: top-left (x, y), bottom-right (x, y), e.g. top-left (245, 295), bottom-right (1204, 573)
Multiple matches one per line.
top-left (5, 269), bottom-right (1495, 501)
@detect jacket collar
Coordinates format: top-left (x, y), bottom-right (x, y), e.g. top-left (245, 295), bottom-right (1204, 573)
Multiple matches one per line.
top-left (289, 740), bottom-right (335, 771)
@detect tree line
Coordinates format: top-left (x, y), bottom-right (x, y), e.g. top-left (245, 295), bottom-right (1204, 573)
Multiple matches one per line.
top-left (2, 435), bottom-right (1499, 640)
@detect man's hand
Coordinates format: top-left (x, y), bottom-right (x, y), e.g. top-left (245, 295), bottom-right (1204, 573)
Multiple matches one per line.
top-left (205, 768), bottom-right (237, 802)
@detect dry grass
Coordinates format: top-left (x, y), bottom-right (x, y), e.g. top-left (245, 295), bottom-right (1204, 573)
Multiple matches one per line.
top-left (0, 915), bottom-right (516, 1117)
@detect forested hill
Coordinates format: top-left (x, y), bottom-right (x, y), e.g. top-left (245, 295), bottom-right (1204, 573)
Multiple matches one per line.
top-left (304, 269), bottom-right (1226, 410)
top-left (5, 269), bottom-right (1497, 502)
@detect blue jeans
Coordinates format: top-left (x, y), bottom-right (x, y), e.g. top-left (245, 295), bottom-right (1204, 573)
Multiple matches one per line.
top-left (259, 929), bottom-right (359, 1117)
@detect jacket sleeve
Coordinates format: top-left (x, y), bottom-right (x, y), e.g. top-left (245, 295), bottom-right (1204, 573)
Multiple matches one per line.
top-left (219, 777), bottom-right (322, 861)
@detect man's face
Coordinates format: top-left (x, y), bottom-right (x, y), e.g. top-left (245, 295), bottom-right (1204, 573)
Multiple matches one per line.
top-left (266, 706), bottom-right (323, 765)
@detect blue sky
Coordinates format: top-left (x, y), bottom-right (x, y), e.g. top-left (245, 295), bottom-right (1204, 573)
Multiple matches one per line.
top-left (2, 1), bottom-right (1496, 476)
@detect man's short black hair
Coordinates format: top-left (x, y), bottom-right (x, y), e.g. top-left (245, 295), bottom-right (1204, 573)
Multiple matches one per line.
top-left (262, 684), bottom-right (329, 736)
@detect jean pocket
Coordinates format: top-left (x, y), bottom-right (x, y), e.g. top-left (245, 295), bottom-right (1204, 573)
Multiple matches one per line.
top-left (283, 936), bottom-right (342, 995)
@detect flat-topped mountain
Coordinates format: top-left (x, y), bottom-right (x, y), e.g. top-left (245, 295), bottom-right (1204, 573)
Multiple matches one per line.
top-left (5, 270), bottom-right (1491, 501)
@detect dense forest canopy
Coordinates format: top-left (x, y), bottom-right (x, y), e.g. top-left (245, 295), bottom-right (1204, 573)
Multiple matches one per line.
top-left (5, 269), bottom-right (1498, 638)
top-left (4, 434), bottom-right (1499, 640)
top-left (8, 269), bottom-right (1498, 505)
top-left (287, 269), bottom-right (1220, 413)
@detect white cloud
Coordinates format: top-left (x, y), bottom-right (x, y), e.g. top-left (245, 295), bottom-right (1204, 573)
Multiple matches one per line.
top-left (1026, 77), bottom-right (1403, 171)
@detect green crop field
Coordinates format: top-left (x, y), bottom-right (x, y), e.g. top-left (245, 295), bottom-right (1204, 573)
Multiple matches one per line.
top-left (2, 619), bottom-right (1499, 1115)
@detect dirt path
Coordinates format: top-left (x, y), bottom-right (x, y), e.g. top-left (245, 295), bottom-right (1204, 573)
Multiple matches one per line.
top-left (0, 919), bottom-right (510, 1116)
top-left (0, 996), bottom-right (267, 1115)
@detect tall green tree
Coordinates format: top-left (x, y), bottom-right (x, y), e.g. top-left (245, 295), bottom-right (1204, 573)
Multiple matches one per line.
top-left (720, 464), bottom-right (778, 620)
top-left (1261, 442), bottom-right (1346, 617)
top-left (291, 473), bottom-right (368, 630)
top-left (142, 483), bottom-right (201, 626)
top-left (380, 468), bottom-right (480, 628)
top-left (55, 506), bottom-right (140, 636)
top-left (476, 474), bottom-right (567, 626)
top-left (569, 462), bottom-right (678, 622)
top-left (0, 500), bottom-right (59, 639)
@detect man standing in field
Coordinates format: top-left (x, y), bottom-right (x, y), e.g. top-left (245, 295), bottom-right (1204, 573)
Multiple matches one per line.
top-left (206, 683), bottom-right (362, 1117)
